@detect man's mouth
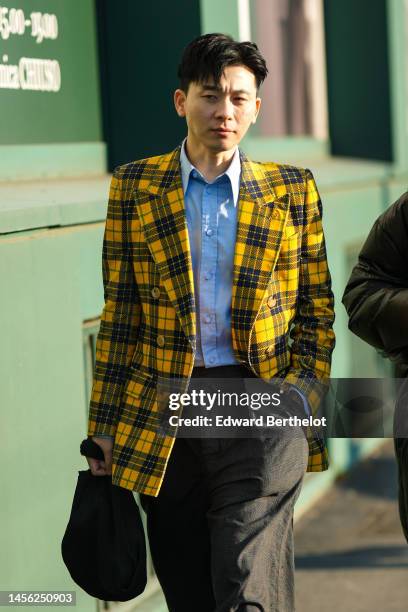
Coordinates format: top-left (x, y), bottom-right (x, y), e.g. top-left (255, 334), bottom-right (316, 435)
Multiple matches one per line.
top-left (212, 128), bottom-right (234, 134)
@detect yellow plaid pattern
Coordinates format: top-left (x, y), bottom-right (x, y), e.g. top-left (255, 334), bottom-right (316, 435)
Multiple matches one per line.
top-left (87, 145), bottom-right (335, 496)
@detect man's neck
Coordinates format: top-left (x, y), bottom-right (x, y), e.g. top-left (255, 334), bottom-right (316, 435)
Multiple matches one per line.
top-left (184, 136), bottom-right (237, 183)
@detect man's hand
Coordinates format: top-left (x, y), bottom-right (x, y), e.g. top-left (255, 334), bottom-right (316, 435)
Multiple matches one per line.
top-left (86, 436), bottom-right (113, 476)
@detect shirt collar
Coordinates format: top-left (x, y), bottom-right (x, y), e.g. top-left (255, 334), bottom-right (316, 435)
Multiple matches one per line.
top-left (179, 137), bottom-right (241, 207)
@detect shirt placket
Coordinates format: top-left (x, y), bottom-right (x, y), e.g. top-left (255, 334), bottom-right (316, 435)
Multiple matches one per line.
top-left (200, 181), bottom-right (218, 366)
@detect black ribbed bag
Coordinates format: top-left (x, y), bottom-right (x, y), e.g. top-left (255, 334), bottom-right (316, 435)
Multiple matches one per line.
top-left (61, 439), bottom-right (147, 601)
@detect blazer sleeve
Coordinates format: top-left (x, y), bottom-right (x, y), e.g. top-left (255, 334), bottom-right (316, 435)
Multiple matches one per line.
top-left (284, 169), bottom-right (336, 412)
top-left (87, 168), bottom-right (142, 438)
top-left (342, 193), bottom-right (408, 358)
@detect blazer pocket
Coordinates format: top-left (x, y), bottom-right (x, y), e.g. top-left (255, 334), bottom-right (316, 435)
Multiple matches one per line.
top-left (124, 366), bottom-right (156, 401)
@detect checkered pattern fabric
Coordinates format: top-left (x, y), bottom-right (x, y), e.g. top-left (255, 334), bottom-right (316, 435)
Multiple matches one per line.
top-left (87, 145), bottom-right (335, 496)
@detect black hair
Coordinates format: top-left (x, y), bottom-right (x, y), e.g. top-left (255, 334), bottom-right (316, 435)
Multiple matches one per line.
top-left (177, 33), bottom-right (268, 93)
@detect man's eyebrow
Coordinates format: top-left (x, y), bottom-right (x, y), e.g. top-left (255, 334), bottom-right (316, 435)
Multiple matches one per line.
top-left (200, 84), bottom-right (251, 95)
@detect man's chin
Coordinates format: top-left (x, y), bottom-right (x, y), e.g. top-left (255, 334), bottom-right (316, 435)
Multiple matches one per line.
top-left (206, 134), bottom-right (239, 152)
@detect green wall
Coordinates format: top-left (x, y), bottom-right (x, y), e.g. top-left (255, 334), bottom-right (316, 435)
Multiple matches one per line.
top-left (0, 223), bottom-right (104, 611)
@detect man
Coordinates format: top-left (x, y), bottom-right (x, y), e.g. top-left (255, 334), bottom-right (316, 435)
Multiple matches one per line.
top-left (85, 33), bottom-right (335, 611)
top-left (342, 192), bottom-right (408, 542)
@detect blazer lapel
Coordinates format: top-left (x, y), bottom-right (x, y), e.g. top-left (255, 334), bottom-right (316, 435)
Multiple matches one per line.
top-left (133, 146), bottom-right (196, 351)
top-left (231, 151), bottom-right (291, 357)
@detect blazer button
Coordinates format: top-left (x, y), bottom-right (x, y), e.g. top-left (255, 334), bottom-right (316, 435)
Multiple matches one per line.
top-left (272, 209), bottom-right (280, 219)
top-left (265, 346), bottom-right (273, 357)
top-left (157, 335), bottom-right (165, 347)
top-left (267, 295), bottom-right (277, 308)
top-left (151, 286), bottom-right (160, 299)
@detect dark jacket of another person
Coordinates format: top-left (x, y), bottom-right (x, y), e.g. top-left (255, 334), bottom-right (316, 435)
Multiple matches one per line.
top-left (342, 192), bottom-right (408, 377)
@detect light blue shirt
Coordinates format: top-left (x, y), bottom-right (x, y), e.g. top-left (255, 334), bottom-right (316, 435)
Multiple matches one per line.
top-left (180, 138), bottom-right (241, 368)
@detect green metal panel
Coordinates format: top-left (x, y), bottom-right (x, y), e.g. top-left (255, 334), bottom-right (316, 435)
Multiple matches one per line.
top-left (0, 226), bottom-right (98, 610)
top-left (324, 0), bottom-right (393, 161)
top-left (0, 0), bottom-right (102, 145)
top-left (317, 181), bottom-right (386, 378)
top-left (78, 224), bottom-right (104, 321)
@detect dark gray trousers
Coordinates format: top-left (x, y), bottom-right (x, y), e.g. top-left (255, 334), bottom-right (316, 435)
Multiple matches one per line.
top-left (140, 366), bottom-right (309, 612)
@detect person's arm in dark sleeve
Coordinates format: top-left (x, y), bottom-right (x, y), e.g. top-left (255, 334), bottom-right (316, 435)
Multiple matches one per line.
top-left (342, 193), bottom-right (408, 357)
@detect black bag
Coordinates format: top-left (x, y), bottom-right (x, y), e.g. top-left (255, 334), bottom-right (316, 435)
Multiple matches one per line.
top-left (61, 439), bottom-right (147, 601)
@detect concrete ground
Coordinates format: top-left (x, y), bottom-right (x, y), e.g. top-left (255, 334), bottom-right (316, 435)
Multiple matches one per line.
top-left (295, 440), bottom-right (408, 612)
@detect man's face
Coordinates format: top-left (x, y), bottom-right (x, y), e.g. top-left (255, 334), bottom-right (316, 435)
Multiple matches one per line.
top-left (174, 64), bottom-right (261, 152)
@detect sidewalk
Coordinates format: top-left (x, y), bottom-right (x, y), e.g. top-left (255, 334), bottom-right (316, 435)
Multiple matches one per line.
top-left (295, 440), bottom-right (408, 612)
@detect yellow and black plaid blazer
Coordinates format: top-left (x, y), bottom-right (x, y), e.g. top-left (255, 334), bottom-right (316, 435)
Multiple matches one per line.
top-left (87, 145), bottom-right (335, 496)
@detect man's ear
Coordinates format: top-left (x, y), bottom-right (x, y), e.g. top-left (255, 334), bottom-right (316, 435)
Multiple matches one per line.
top-left (174, 89), bottom-right (187, 117)
top-left (252, 97), bottom-right (261, 124)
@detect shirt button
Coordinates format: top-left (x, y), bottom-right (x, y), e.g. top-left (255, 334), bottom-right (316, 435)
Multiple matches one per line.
top-left (151, 287), bottom-right (160, 299)
top-left (267, 295), bottom-right (277, 308)
top-left (204, 314), bottom-right (212, 324)
top-left (204, 272), bottom-right (212, 280)
top-left (209, 356), bottom-right (216, 364)
top-left (206, 228), bottom-right (213, 236)
top-left (157, 335), bottom-right (165, 347)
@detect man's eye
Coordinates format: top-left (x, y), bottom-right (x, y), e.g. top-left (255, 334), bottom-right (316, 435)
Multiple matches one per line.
top-left (203, 95), bottom-right (217, 99)
top-left (235, 97), bottom-right (247, 102)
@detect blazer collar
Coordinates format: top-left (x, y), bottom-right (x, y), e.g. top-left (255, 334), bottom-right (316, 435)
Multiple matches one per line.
top-left (143, 143), bottom-right (279, 204)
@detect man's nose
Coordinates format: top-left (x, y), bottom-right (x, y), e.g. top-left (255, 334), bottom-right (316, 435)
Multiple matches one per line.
top-left (215, 98), bottom-right (234, 120)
